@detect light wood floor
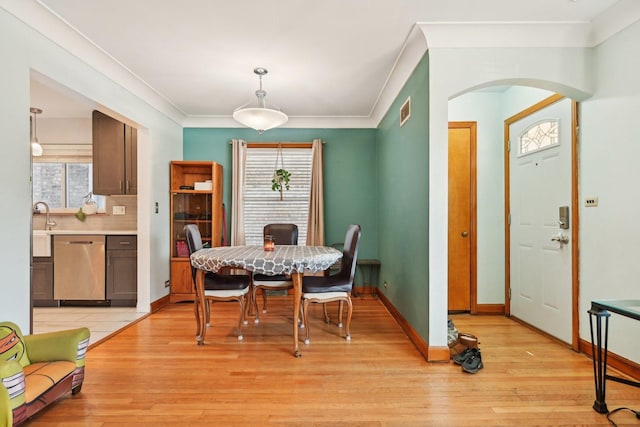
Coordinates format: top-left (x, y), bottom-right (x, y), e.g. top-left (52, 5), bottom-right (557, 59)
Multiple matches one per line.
top-left (25, 295), bottom-right (640, 426)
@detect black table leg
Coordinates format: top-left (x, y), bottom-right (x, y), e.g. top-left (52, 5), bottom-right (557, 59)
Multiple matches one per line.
top-left (589, 307), bottom-right (610, 414)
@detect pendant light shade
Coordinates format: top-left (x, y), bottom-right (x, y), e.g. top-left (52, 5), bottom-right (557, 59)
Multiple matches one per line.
top-left (30, 107), bottom-right (43, 157)
top-left (233, 67), bottom-right (288, 134)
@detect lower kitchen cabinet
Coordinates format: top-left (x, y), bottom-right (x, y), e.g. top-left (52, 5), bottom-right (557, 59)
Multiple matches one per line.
top-left (32, 257), bottom-right (56, 307)
top-left (106, 235), bottom-right (137, 306)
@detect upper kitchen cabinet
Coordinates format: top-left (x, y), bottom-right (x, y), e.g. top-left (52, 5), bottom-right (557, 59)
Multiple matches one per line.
top-left (92, 110), bottom-right (137, 195)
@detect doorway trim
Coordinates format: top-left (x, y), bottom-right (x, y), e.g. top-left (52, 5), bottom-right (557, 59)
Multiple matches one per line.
top-left (503, 93), bottom-right (580, 350)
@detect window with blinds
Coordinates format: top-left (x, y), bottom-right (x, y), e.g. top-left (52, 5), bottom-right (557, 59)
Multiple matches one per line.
top-left (32, 144), bottom-right (105, 212)
top-left (243, 145), bottom-right (313, 245)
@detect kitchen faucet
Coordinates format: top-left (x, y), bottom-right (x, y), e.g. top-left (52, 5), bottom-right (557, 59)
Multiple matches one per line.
top-left (33, 201), bottom-right (56, 230)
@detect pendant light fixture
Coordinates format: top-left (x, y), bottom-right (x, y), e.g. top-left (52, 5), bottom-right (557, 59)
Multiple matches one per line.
top-left (232, 67), bottom-right (288, 134)
top-left (30, 107), bottom-right (43, 157)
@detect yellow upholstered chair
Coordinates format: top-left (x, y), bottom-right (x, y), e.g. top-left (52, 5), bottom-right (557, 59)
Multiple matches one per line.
top-left (0, 321), bottom-right (90, 426)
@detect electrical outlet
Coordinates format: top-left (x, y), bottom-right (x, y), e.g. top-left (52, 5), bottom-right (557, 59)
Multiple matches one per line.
top-left (164, 280), bottom-right (170, 288)
top-left (112, 205), bottom-right (126, 215)
top-left (585, 197), bottom-right (599, 207)
top-left (383, 281), bottom-right (388, 288)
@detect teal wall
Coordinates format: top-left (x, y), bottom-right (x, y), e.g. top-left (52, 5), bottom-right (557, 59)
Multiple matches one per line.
top-left (183, 128), bottom-right (378, 258)
top-left (376, 53), bottom-right (430, 340)
top-left (184, 53), bottom-right (430, 343)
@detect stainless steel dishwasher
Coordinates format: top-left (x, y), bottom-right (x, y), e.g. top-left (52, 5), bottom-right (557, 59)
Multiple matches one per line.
top-left (54, 235), bottom-right (106, 302)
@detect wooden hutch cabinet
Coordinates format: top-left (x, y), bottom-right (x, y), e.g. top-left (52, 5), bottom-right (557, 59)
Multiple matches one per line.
top-left (169, 161), bottom-right (223, 302)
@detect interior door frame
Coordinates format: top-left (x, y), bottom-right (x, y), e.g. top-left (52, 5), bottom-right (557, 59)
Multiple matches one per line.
top-left (448, 121), bottom-right (478, 314)
top-left (504, 93), bottom-right (580, 350)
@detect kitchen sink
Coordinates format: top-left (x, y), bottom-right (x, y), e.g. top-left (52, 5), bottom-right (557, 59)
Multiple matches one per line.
top-left (32, 230), bottom-right (51, 257)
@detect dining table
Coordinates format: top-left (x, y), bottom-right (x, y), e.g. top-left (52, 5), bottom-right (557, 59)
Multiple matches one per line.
top-left (190, 244), bottom-right (342, 357)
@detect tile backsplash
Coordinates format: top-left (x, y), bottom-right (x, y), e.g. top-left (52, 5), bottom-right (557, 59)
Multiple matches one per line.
top-left (32, 196), bottom-right (137, 232)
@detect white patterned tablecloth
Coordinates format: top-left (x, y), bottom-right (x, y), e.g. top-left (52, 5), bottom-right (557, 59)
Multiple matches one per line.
top-left (190, 245), bottom-right (342, 276)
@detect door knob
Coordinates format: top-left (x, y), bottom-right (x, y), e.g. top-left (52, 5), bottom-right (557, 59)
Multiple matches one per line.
top-left (551, 233), bottom-right (569, 245)
top-left (461, 231), bottom-right (468, 237)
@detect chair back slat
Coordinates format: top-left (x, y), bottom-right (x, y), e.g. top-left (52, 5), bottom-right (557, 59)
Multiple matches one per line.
top-left (339, 224), bottom-right (361, 284)
top-left (184, 224), bottom-right (203, 284)
top-left (264, 223), bottom-right (298, 245)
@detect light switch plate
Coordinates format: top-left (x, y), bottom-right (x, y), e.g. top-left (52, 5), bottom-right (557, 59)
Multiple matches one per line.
top-left (112, 205), bottom-right (126, 215)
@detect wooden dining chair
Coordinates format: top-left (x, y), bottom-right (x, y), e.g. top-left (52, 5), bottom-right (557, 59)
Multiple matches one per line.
top-left (184, 224), bottom-right (251, 341)
top-left (251, 223), bottom-right (298, 323)
top-left (301, 224), bottom-right (361, 344)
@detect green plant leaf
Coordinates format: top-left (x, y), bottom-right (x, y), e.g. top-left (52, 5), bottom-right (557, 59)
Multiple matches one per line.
top-left (271, 168), bottom-right (291, 192)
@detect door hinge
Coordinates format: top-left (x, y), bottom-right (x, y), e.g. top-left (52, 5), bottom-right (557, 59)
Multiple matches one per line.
top-left (508, 288), bottom-right (511, 300)
top-left (507, 139), bottom-right (511, 152)
top-left (508, 213), bottom-right (511, 225)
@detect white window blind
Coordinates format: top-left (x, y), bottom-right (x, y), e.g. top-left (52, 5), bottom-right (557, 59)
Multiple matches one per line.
top-left (32, 145), bottom-right (105, 212)
top-left (243, 145), bottom-right (313, 245)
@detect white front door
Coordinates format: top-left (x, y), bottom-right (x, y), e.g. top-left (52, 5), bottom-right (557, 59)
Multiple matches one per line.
top-left (509, 97), bottom-right (573, 343)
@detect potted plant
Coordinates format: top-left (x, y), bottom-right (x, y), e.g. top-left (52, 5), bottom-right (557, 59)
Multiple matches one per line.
top-left (271, 168), bottom-right (291, 201)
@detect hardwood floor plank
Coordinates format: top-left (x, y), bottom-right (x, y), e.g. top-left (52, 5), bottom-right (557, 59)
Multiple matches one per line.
top-left (23, 297), bottom-right (640, 426)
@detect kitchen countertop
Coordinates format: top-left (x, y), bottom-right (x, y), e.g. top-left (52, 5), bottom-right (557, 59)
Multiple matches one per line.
top-left (33, 229), bottom-right (137, 235)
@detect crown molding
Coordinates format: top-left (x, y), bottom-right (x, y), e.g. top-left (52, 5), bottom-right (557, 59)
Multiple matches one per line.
top-left (5, 1), bottom-right (640, 131)
top-left (589, 0), bottom-right (640, 46)
top-left (370, 24), bottom-right (428, 127)
top-left (182, 115), bottom-right (378, 129)
top-left (418, 22), bottom-right (593, 48)
top-left (1, 0), bottom-right (186, 125)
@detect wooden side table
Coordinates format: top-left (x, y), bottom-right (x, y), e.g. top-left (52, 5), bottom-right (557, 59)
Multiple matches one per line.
top-left (355, 259), bottom-right (381, 297)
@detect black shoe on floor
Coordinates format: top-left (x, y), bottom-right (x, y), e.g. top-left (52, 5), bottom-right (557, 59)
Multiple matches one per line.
top-left (453, 347), bottom-right (475, 365)
top-left (461, 349), bottom-right (483, 374)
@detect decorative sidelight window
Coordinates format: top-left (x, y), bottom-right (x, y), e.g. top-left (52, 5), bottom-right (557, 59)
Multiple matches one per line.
top-left (519, 119), bottom-right (559, 155)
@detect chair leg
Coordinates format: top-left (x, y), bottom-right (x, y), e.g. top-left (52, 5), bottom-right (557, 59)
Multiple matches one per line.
top-left (298, 302), bottom-right (305, 328)
top-left (322, 303), bottom-right (331, 324)
top-left (251, 285), bottom-right (260, 323)
top-left (337, 300), bottom-right (344, 328)
top-left (237, 296), bottom-right (246, 340)
top-left (205, 299), bottom-right (211, 327)
top-left (194, 297), bottom-right (202, 339)
top-left (262, 288), bottom-right (268, 313)
top-left (345, 296), bottom-right (353, 341)
top-left (303, 299), bottom-right (311, 344)
top-left (247, 285), bottom-right (254, 316)
top-left (242, 296), bottom-right (249, 326)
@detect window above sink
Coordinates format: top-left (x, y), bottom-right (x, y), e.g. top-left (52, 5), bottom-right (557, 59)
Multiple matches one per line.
top-left (32, 144), bottom-right (106, 214)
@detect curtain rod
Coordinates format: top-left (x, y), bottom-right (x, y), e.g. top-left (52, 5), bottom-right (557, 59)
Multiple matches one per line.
top-left (228, 140), bottom-right (325, 145)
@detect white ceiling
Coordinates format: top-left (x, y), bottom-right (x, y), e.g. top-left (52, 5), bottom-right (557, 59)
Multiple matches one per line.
top-left (25, 0), bottom-right (640, 125)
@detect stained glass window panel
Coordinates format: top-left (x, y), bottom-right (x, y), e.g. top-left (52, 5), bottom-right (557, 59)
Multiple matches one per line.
top-left (519, 120), bottom-right (559, 155)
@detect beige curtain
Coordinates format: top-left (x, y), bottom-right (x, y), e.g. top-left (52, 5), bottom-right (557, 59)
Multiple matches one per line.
top-left (231, 139), bottom-right (247, 245)
top-left (306, 139), bottom-right (324, 246)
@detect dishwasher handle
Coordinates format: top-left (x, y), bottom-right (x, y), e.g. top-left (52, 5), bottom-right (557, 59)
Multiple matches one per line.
top-left (66, 240), bottom-right (101, 245)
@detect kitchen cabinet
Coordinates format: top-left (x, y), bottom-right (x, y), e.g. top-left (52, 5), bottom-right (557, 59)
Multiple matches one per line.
top-left (92, 110), bottom-right (137, 195)
top-left (32, 256), bottom-right (55, 307)
top-left (106, 235), bottom-right (137, 306)
top-left (170, 161), bottom-right (223, 302)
